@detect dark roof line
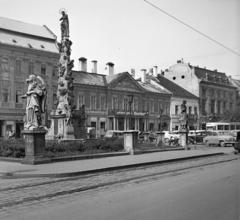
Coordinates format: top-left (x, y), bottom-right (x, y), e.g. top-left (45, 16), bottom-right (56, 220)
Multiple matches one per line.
top-left (156, 74), bottom-right (198, 99)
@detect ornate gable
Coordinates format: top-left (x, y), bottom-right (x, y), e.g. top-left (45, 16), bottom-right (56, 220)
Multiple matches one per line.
top-left (108, 73), bottom-right (143, 93)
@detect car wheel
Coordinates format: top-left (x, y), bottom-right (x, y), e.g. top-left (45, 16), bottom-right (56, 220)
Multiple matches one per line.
top-left (219, 141), bottom-right (225, 147)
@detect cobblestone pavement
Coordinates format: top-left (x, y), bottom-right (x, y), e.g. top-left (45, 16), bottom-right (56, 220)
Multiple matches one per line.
top-left (0, 153), bottom-right (239, 219)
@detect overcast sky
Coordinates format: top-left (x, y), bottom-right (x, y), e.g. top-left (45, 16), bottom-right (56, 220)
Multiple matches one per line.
top-left (1, 0), bottom-right (240, 78)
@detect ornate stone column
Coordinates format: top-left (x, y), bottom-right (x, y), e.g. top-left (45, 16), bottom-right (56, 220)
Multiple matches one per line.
top-left (47, 10), bottom-right (75, 140)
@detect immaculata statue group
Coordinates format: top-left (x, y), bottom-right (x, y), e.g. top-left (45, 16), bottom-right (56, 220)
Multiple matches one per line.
top-left (22, 74), bottom-right (47, 130)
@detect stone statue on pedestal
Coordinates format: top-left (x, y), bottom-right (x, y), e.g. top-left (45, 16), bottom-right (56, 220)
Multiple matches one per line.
top-left (21, 75), bottom-right (49, 164)
top-left (22, 74), bottom-right (47, 130)
top-left (60, 10), bottom-right (69, 40)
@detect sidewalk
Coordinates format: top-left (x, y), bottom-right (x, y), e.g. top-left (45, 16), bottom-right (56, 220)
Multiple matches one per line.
top-left (0, 147), bottom-right (235, 178)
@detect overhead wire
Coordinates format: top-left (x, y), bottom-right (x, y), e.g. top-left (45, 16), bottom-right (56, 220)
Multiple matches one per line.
top-left (144, 0), bottom-right (240, 57)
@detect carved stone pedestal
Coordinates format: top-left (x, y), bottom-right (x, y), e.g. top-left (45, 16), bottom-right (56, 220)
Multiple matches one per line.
top-left (22, 129), bottom-right (50, 164)
top-left (46, 113), bottom-right (74, 140)
top-left (179, 131), bottom-right (187, 149)
top-left (124, 130), bottom-right (138, 155)
top-left (156, 132), bottom-right (165, 147)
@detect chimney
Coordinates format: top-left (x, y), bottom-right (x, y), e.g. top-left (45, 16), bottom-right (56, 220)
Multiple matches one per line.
top-left (153, 66), bottom-right (158, 76)
top-left (149, 68), bottom-right (153, 75)
top-left (141, 69), bottom-right (147, 83)
top-left (130, 68), bottom-right (135, 78)
top-left (105, 62), bottom-right (114, 76)
top-left (78, 57), bottom-right (87, 72)
top-left (91, 60), bottom-right (97, 73)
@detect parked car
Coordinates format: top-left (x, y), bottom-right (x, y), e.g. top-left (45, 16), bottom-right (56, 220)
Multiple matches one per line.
top-left (104, 130), bottom-right (124, 139)
top-left (234, 131), bottom-right (240, 153)
top-left (188, 130), bottom-right (207, 144)
top-left (203, 131), bottom-right (236, 147)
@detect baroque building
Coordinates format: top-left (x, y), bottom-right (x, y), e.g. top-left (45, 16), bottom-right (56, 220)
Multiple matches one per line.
top-left (0, 17), bottom-right (59, 138)
top-left (73, 59), bottom-right (172, 138)
top-left (163, 60), bottom-right (237, 128)
top-left (155, 74), bottom-right (199, 131)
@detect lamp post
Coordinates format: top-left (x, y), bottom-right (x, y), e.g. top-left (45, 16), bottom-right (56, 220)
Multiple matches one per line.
top-left (127, 95), bottom-right (134, 130)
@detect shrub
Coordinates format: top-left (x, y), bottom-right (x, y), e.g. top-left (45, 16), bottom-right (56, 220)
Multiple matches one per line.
top-left (0, 139), bottom-right (25, 158)
top-left (0, 137), bottom-right (124, 158)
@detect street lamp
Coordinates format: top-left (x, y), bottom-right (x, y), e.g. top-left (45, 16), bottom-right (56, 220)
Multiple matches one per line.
top-left (127, 94), bottom-right (134, 130)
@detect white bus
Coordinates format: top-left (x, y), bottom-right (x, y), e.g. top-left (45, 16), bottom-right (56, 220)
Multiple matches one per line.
top-left (206, 122), bottom-right (240, 136)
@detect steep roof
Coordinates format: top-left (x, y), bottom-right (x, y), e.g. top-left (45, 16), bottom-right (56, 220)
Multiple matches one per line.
top-left (0, 17), bottom-right (58, 53)
top-left (156, 74), bottom-right (198, 99)
top-left (73, 71), bottom-right (107, 87)
top-left (193, 66), bottom-right (227, 78)
top-left (138, 80), bottom-right (171, 95)
top-left (0, 17), bottom-right (56, 40)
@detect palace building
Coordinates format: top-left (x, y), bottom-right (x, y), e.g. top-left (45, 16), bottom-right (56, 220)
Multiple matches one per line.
top-left (0, 17), bottom-right (59, 138)
top-left (73, 59), bottom-right (172, 138)
top-left (163, 60), bottom-right (238, 128)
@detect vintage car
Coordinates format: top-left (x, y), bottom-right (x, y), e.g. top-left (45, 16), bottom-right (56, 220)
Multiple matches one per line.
top-left (188, 130), bottom-right (207, 144)
top-left (203, 131), bottom-right (235, 147)
top-left (104, 130), bottom-right (124, 139)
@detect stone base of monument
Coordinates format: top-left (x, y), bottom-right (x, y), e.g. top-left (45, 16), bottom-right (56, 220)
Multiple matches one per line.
top-left (156, 132), bottom-right (165, 147)
top-left (123, 130), bottom-right (138, 155)
top-left (179, 131), bottom-right (187, 149)
top-left (21, 129), bottom-right (50, 165)
top-left (46, 113), bottom-right (74, 140)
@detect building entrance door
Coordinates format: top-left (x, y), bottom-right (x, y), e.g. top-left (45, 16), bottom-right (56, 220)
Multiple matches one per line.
top-left (16, 122), bottom-right (24, 138)
top-left (139, 118), bottom-right (144, 131)
top-left (118, 118), bottom-right (124, 130)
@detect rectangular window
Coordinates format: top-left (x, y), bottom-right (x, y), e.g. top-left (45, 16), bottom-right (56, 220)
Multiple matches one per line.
top-left (2, 88), bottom-right (9, 102)
top-left (133, 98), bottom-right (139, 112)
top-left (112, 96), bottom-right (118, 110)
top-left (154, 101), bottom-right (158, 113)
top-left (90, 95), bottom-right (96, 110)
top-left (194, 106), bottom-right (198, 115)
top-left (123, 97), bottom-right (128, 111)
top-left (90, 121), bottom-right (96, 128)
top-left (175, 105), bottom-right (178, 115)
top-left (100, 122), bottom-right (105, 130)
top-left (159, 102), bottom-right (163, 114)
top-left (78, 95), bottom-right (85, 109)
top-left (149, 123), bottom-right (154, 131)
top-left (211, 100), bottom-right (215, 114)
top-left (15, 60), bottom-right (21, 74)
top-left (217, 101), bottom-right (221, 114)
top-left (100, 96), bottom-right (106, 111)
top-left (150, 100), bottom-right (154, 113)
top-left (41, 64), bottom-right (46, 75)
top-left (15, 90), bottom-right (22, 103)
top-left (223, 102), bottom-right (226, 112)
top-left (28, 62), bottom-right (34, 74)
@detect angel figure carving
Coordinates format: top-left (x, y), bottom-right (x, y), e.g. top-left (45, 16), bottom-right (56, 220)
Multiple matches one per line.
top-left (22, 74), bottom-right (47, 130)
